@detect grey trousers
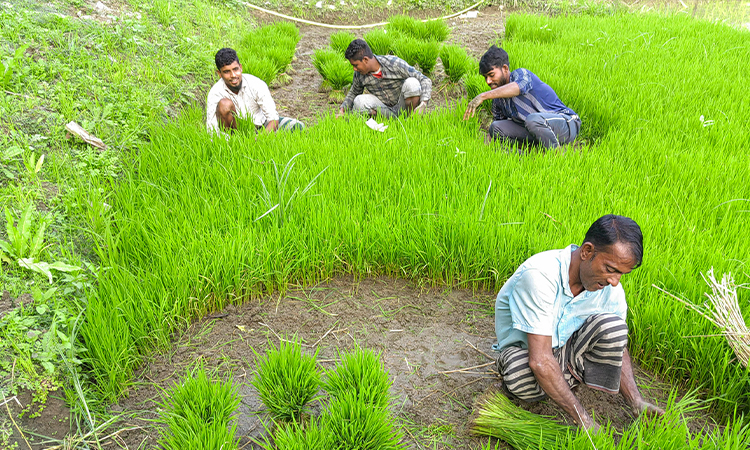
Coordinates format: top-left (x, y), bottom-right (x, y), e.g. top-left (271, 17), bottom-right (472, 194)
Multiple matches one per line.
top-left (489, 112), bottom-right (581, 149)
top-left (351, 78), bottom-right (421, 118)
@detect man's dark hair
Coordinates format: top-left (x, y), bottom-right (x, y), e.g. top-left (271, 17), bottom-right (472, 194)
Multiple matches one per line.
top-left (583, 215), bottom-right (644, 268)
top-left (479, 45), bottom-right (510, 75)
top-left (215, 48), bottom-right (240, 70)
top-left (345, 39), bottom-right (375, 62)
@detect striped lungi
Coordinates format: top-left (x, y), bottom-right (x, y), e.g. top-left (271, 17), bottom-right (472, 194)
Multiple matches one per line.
top-left (263, 116), bottom-right (304, 131)
top-left (496, 313), bottom-right (628, 402)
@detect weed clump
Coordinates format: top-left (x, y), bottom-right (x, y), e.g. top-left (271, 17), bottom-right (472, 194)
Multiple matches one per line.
top-left (251, 340), bottom-right (320, 422)
top-left (323, 348), bottom-right (392, 409)
top-left (156, 369), bottom-right (240, 450)
top-left (440, 44), bottom-right (473, 82)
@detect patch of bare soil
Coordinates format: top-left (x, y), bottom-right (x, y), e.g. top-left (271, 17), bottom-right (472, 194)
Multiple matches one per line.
top-left (104, 276), bottom-right (674, 450)
top-left (264, 7), bottom-right (508, 125)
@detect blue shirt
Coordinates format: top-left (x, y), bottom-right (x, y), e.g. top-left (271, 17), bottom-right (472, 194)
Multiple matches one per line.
top-left (492, 68), bottom-right (577, 123)
top-left (493, 245), bottom-right (627, 351)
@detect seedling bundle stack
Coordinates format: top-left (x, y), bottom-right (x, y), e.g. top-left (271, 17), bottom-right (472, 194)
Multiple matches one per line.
top-left (253, 345), bottom-right (403, 448)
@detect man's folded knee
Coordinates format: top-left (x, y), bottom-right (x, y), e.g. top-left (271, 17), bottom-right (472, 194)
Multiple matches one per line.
top-left (401, 77), bottom-right (421, 98)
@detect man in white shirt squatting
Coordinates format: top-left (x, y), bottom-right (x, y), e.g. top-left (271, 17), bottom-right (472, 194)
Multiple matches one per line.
top-left (493, 214), bottom-right (664, 431)
top-left (206, 48), bottom-right (304, 135)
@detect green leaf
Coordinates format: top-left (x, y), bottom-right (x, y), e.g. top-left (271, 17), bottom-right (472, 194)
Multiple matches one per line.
top-left (47, 261), bottom-right (82, 273)
top-left (35, 304), bottom-right (49, 315)
top-left (35, 153), bottom-right (44, 173)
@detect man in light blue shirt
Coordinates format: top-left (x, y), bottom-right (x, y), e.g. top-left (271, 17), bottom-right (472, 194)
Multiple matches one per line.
top-left (494, 215), bottom-right (662, 431)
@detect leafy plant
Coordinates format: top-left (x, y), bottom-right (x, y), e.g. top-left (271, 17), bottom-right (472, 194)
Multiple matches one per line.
top-left (156, 369), bottom-right (240, 450)
top-left (322, 391), bottom-right (404, 450)
top-left (0, 205), bottom-right (49, 264)
top-left (364, 29), bottom-right (392, 56)
top-left (251, 340), bottom-right (320, 422)
top-left (0, 45), bottom-right (29, 89)
top-left (330, 30), bottom-right (355, 55)
top-left (323, 348), bottom-right (392, 409)
top-left (440, 44), bottom-right (473, 82)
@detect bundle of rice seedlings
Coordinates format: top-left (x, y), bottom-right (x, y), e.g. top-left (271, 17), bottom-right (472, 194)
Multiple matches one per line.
top-left (391, 36), bottom-right (420, 68)
top-left (241, 54), bottom-right (280, 85)
top-left (322, 391), bottom-right (405, 450)
top-left (321, 58), bottom-right (353, 91)
top-left (386, 15), bottom-right (448, 42)
top-left (323, 348), bottom-right (392, 409)
top-left (330, 30), bottom-right (355, 55)
top-left (156, 369), bottom-right (240, 450)
top-left (311, 48), bottom-right (340, 73)
top-left (653, 268), bottom-right (750, 368)
top-left (423, 18), bottom-right (449, 42)
top-left (364, 28), bottom-right (391, 56)
top-left (464, 71), bottom-right (493, 114)
top-left (251, 340), bottom-right (321, 422)
top-left (440, 44), bottom-right (473, 82)
top-left (413, 40), bottom-right (440, 74)
top-left (471, 392), bottom-right (569, 450)
top-left (272, 420), bottom-right (334, 450)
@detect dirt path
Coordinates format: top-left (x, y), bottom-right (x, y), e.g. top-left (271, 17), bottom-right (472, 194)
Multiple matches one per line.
top-left (106, 276), bottom-right (674, 449)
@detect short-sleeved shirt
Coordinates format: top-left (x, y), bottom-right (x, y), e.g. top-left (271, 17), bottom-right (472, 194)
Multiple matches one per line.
top-left (340, 55), bottom-right (432, 110)
top-left (206, 73), bottom-right (279, 134)
top-left (493, 245), bottom-right (628, 351)
top-left (492, 68), bottom-right (577, 123)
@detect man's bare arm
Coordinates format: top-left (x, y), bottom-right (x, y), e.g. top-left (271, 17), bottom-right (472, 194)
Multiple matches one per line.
top-left (264, 120), bottom-right (279, 132)
top-left (527, 333), bottom-right (597, 430)
top-left (618, 347), bottom-right (664, 417)
top-left (463, 82), bottom-right (522, 120)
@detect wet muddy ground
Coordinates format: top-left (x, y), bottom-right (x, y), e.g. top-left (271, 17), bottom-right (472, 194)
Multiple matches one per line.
top-left (103, 277), bottom-right (672, 449)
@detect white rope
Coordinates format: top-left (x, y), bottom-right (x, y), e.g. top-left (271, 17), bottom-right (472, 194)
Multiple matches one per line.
top-left (240, 0), bottom-right (486, 29)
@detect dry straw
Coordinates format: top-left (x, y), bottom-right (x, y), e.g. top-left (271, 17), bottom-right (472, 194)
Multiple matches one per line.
top-left (653, 268), bottom-right (750, 368)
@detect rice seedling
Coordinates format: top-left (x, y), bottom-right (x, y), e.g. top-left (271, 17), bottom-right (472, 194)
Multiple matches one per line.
top-left (312, 48), bottom-right (353, 92)
top-left (237, 22), bottom-right (300, 84)
top-left (322, 391), bottom-right (405, 450)
top-left (364, 28), bottom-right (392, 56)
top-left (414, 40), bottom-right (441, 75)
top-left (391, 36), bottom-right (420, 68)
top-left (471, 391), bottom-right (569, 449)
top-left (270, 419), bottom-right (334, 450)
top-left (330, 30), bottom-right (355, 55)
top-left (440, 44), bottom-right (473, 82)
top-left (156, 369), bottom-right (240, 450)
top-left (251, 340), bottom-right (321, 422)
top-left (322, 348), bottom-right (392, 409)
top-left (312, 48), bottom-right (340, 74)
top-left (386, 15), bottom-right (449, 42)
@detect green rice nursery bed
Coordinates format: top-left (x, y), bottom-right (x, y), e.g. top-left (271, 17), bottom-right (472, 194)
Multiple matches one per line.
top-left (80, 10), bottom-right (750, 446)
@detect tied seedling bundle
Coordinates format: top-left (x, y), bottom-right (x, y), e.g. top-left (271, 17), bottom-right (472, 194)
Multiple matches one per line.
top-left (440, 44), bottom-right (474, 83)
top-left (392, 37), bottom-right (441, 75)
top-left (464, 69), bottom-right (492, 114)
top-left (252, 340), bottom-right (320, 422)
top-left (386, 15), bottom-right (449, 43)
top-left (330, 30), bottom-right (355, 55)
top-left (322, 348), bottom-right (392, 408)
top-left (156, 369), bottom-right (240, 450)
top-left (364, 28), bottom-right (393, 56)
top-left (312, 41), bottom-right (353, 101)
top-left (237, 22), bottom-right (300, 85)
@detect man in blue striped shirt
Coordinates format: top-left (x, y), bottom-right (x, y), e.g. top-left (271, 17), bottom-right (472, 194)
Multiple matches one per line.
top-left (463, 46), bottom-right (581, 149)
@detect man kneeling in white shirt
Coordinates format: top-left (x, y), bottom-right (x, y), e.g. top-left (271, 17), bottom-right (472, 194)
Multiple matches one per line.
top-left (206, 47), bottom-right (304, 135)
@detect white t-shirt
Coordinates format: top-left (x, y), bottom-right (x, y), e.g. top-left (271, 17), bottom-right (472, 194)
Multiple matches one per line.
top-left (205, 73), bottom-right (279, 134)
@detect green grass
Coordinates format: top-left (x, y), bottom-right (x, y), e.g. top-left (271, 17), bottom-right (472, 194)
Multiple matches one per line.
top-left (156, 368), bottom-right (240, 450)
top-left (80, 12), bottom-right (750, 424)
